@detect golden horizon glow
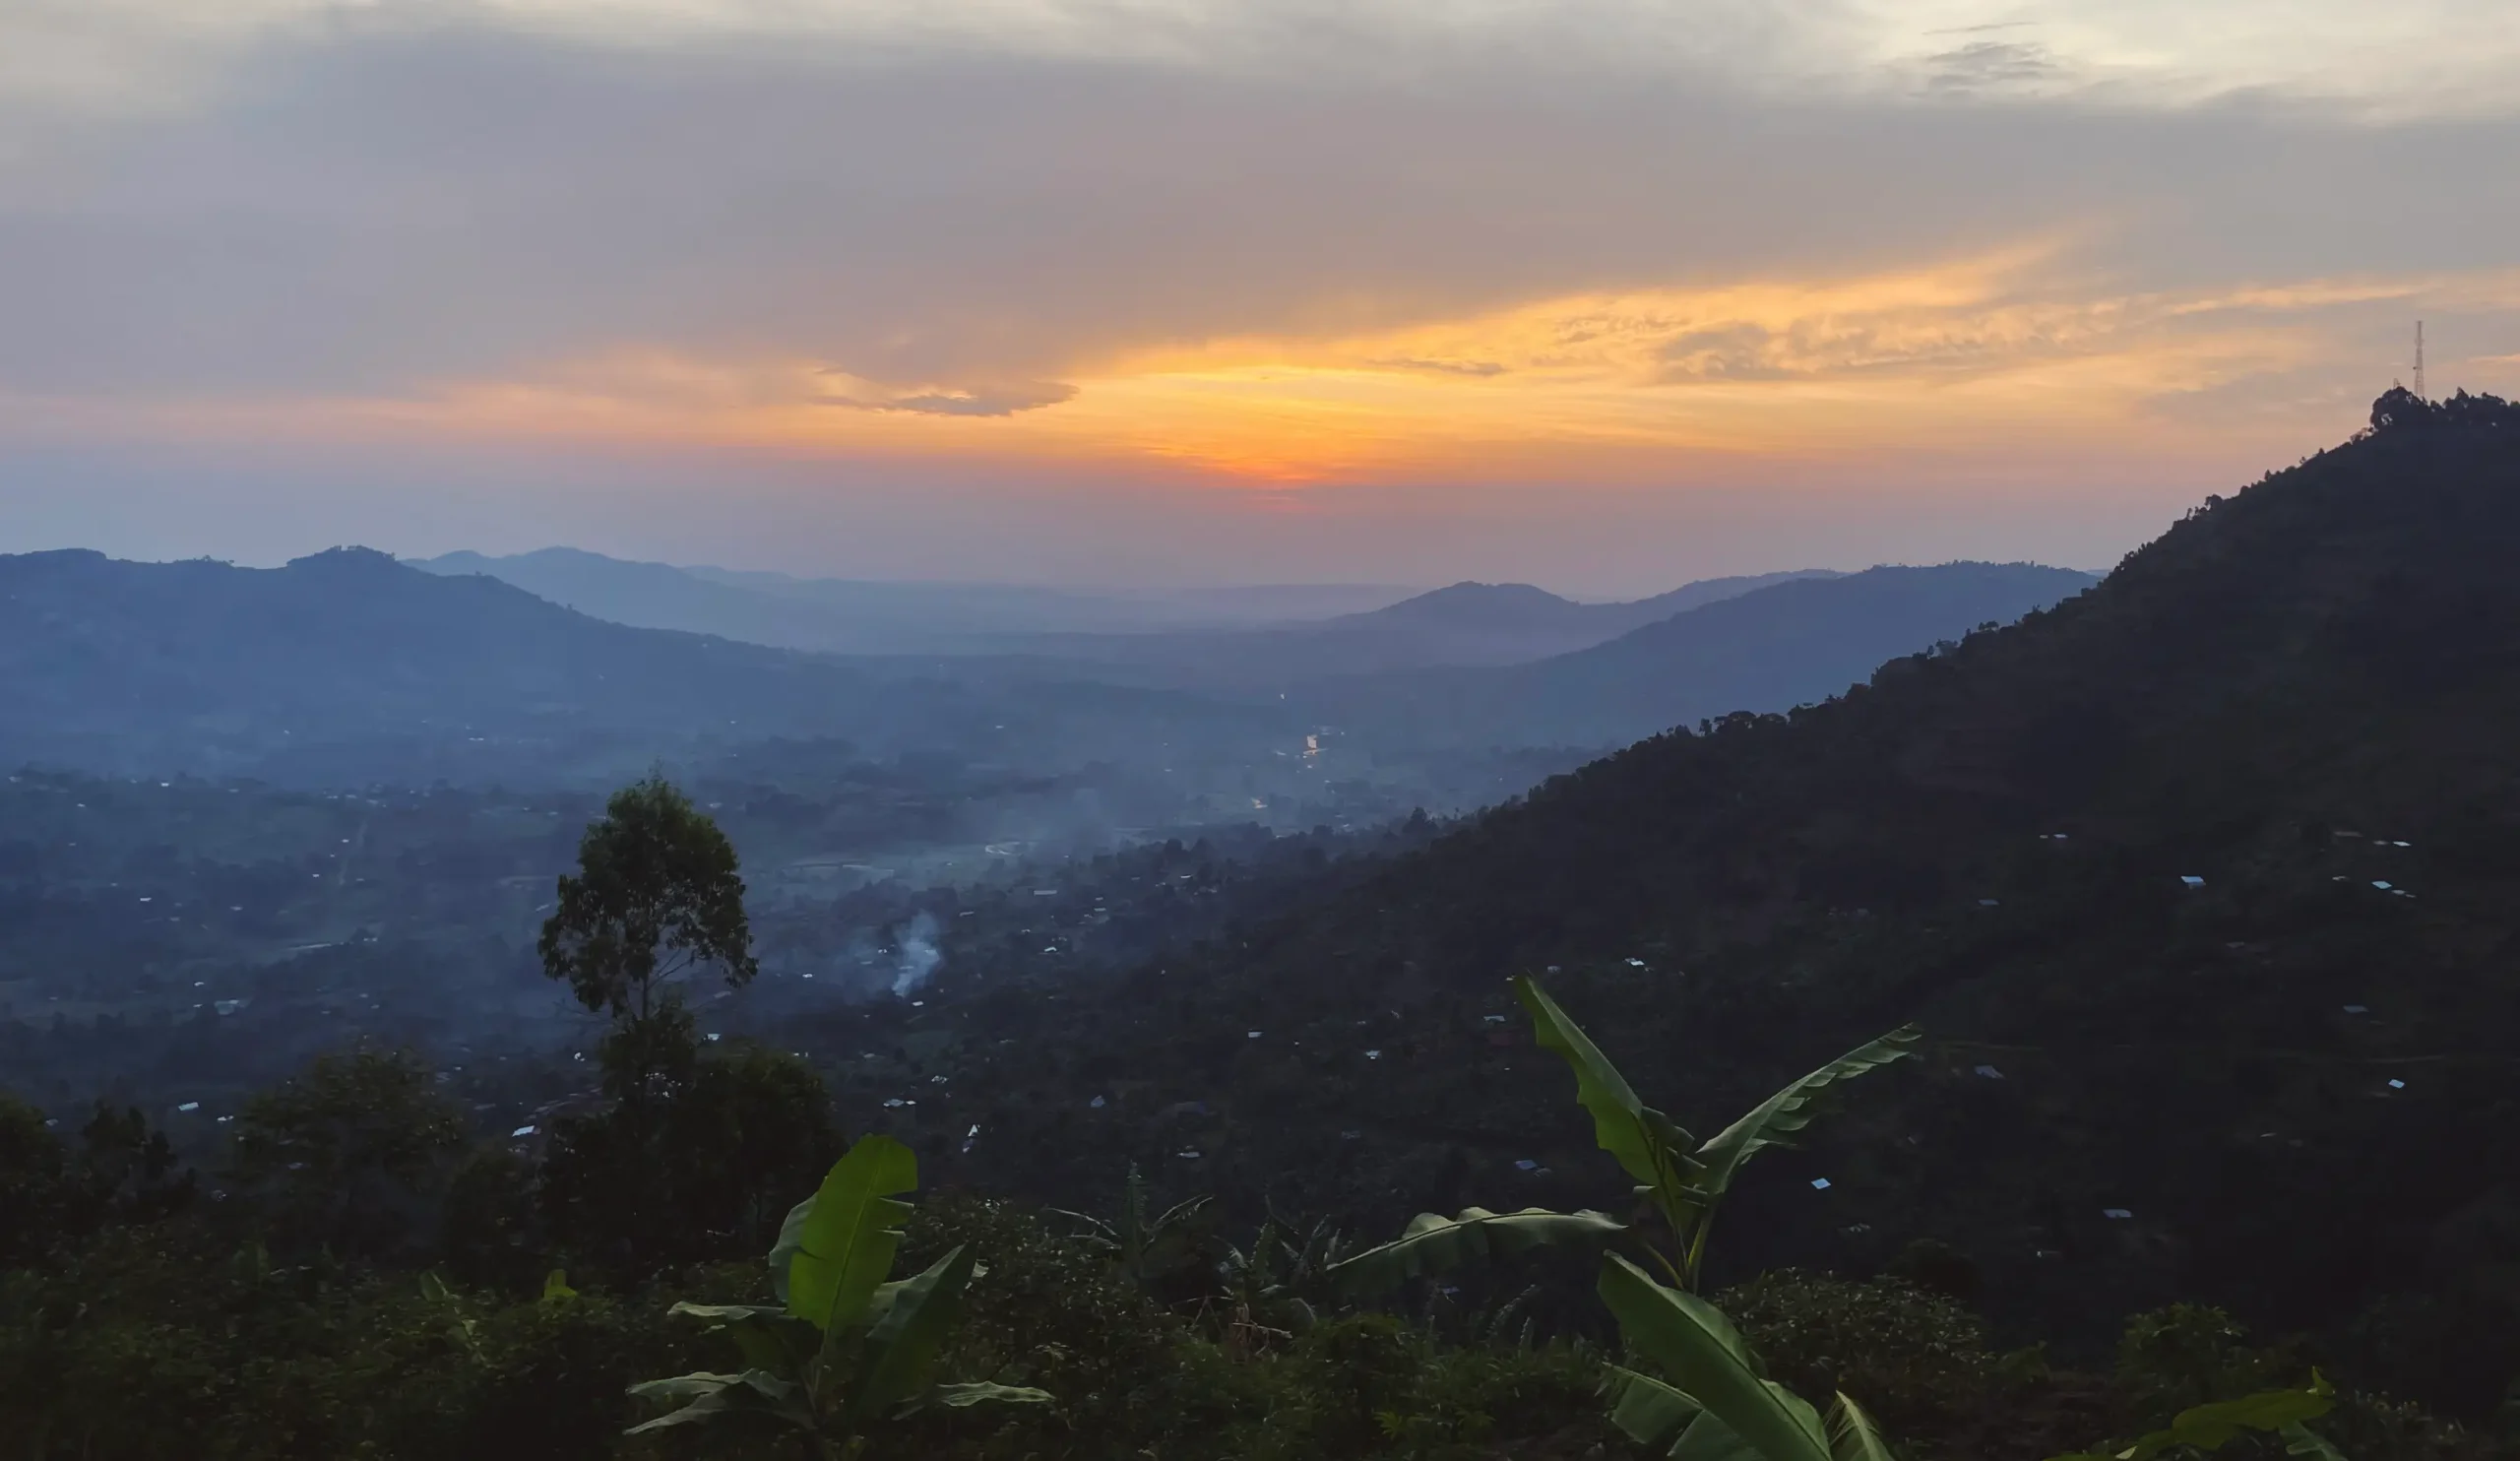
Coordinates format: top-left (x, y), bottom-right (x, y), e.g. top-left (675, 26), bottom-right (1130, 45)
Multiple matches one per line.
top-left (31, 248), bottom-right (2510, 492)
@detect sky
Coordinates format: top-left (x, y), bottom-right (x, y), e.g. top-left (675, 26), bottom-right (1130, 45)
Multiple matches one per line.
top-left (2, 1), bottom-right (2516, 595)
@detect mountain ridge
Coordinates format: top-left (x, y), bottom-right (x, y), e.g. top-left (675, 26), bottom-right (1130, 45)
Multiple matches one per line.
top-left (1304, 562), bottom-right (2094, 747)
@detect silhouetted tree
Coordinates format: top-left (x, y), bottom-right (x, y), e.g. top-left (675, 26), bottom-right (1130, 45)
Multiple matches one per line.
top-left (538, 776), bottom-right (755, 1097)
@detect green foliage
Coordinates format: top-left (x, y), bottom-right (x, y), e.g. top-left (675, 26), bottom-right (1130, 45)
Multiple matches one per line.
top-left (226, 1046), bottom-right (467, 1260)
top-left (1047, 1160), bottom-right (1216, 1296)
top-left (1331, 1207), bottom-right (1626, 1299)
top-left (1600, 1250), bottom-right (1834, 1461)
top-left (6, 1047), bottom-right (2497, 1461)
top-left (2048, 1371), bottom-right (2338, 1461)
top-left (1338, 981), bottom-right (1919, 1461)
top-left (0, 1095), bottom-right (70, 1267)
top-left (1228, 1312), bottom-right (1615, 1461)
top-left (439, 1144), bottom-right (541, 1290)
top-left (1336, 979), bottom-right (1913, 1301)
top-left (1215, 1212), bottom-right (1354, 1346)
top-left (72, 1104), bottom-right (196, 1227)
top-left (628, 1136), bottom-right (1050, 1454)
top-left (777, 1131), bottom-right (916, 1325)
top-left (0, 1224), bottom-right (695, 1460)
top-left (2073, 1306), bottom-right (2496, 1461)
top-left (0, 1095), bottom-right (194, 1269)
top-left (1680, 1019), bottom-right (1920, 1286)
top-left (539, 1038), bottom-right (843, 1281)
top-left (539, 776), bottom-right (756, 1030)
top-left (2116, 1304), bottom-right (2292, 1417)
top-left (1718, 1269), bottom-right (1999, 1442)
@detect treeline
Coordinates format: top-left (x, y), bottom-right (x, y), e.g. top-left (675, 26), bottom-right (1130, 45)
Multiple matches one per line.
top-left (2, 780), bottom-right (2504, 1458)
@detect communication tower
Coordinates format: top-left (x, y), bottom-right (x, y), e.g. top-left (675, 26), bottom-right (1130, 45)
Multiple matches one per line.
top-left (2414, 320), bottom-right (2426, 401)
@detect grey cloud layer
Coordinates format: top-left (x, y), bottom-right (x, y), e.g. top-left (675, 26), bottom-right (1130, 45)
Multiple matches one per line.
top-left (2, 18), bottom-right (2516, 403)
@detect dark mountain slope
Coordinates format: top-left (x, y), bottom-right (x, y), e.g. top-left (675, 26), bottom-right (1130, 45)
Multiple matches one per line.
top-left (905, 391), bottom-right (2520, 1414)
top-left (1306, 562), bottom-right (2096, 748)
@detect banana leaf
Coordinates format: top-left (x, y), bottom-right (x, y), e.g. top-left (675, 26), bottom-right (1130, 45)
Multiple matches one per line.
top-left (1514, 977), bottom-right (1697, 1191)
top-left (1826, 1393), bottom-right (1898, 1461)
top-left (2045, 1373), bottom-right (2338, 1461)
top-left (625, 1368), bottom-right (813, 1434)
top-left (779, 1136), bottom-right (917, 1332)
top-left (2162, 1374), bottom-right (2335, 1449)
top-left (929, 1380), bottom-right (1055, 1409)
top-left (667, 1302), bottom-right (821, 1375)
top-left (1692, 1026), bottom-right (1920, 1205)
top-left (1606, 1365), bottom-right (1701, 1450)
top-left (841, 1243), bottom-right (978, 1427)
top-left (1669, 1396), bottom-right (1826, 1461)
top-left (1598, 1253), bottom-right (1832, 1461)
top-left (1328, 1206), bottom-right (1627, 1296)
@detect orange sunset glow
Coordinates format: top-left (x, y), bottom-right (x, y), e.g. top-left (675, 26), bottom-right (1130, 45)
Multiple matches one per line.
top-left (4, 1), bottom-right (2518, 586)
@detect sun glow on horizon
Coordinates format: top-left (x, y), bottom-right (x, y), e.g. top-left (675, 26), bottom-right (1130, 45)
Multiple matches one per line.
top-left (32, 247), bottom-right (2508, 495)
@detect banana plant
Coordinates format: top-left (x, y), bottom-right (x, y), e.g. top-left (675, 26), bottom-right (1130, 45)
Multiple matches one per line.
top-left (1214, 1212), bottom-right (1351, 1340)
top-left (625, 1134), bottom-right (1049, 1458)
top-left (2048, 1372), bottom-right (2349, 1461)
top-left (1328, 977), bottom-right (1919, 1461)
top-left (1047, 1161), bottom-right (1213, 1293)
top-left (1331, 976), bottom-right (1917, 1296)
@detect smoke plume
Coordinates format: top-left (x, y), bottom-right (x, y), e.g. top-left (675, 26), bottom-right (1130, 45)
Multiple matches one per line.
top-left (891, 911), bottom-right (942, 996)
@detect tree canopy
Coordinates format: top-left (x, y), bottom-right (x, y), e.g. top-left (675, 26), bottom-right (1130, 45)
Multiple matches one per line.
top-left (538, 776), bottom-right (756, 1027)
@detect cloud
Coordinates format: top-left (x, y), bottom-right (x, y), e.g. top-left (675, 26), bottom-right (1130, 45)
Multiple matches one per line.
top-left (1658, 325), bottom-right (1796, 382)
top-left (1920, 40), bottom-right (2064, 98)
top-left (819, 377), bottom-right (1080, 416)
top-left (3, 16), bottom-right (2514, 410)
top-left (1368, 357), bottom-right (1511, 377)
top-left (0, 2), bottom-right (2515, 516)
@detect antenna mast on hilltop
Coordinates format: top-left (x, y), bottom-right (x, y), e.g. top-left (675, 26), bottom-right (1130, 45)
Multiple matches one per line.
top-left (2414, 320), bottom-right (2426, 401)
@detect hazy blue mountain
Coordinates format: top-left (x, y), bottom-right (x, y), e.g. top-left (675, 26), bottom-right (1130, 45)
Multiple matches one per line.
top-left (414, 548), bottom-right (1421, 652)
top-left (981, 569), bottom-right (1849, 686)
top-left (0, 547), bottom-right (1262, 784)
top-left (414, 547), bottom-right (864, 651)
top-left (1302, 562), bottom-right (2099, 747)
top-left (694, 564), bottom-right (1419, 632)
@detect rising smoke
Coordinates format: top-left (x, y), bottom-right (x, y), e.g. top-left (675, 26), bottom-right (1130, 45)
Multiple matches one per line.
top-left (891, 911), bottom-right (942, 996)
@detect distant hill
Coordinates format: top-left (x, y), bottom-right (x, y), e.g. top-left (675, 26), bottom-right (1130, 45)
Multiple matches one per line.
top-left (1306, 563), bottom-right (2096, 748)
top-left (0, 548), bottom-right (902, 779)
top-left (412, 548), bottom-right (1840, 680)
top-left (0, 548), bottom-right (1244, 783)
top-left (413, 549), bottom-right (1421, 653)
top-left (995, 569), bottom-right (1848, 686)
top-left (923, 391), bottom-right (2520, 1414)
top-left (1344, 569), bottom-right (1841, 639)
top-left (414, 547), bottom-right (861, 652)
top-left (693, 564), bottom-right (1419, 634)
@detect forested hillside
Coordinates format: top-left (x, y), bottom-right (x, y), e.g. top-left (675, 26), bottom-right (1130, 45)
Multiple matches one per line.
top-left (919, 389), bottom-right (2520, 1414)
